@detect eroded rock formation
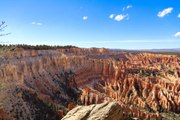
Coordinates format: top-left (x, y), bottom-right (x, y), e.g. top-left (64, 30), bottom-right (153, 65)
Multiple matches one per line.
top-left (0, 46), bottom-right (180, 119)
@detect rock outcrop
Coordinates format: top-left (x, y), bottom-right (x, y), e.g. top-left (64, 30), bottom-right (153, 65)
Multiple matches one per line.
top-left (62, 102), bottom-right (129, 120)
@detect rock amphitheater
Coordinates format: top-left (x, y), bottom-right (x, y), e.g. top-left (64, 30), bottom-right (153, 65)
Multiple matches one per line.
top-left (0, 46), bottom-right (179, 120)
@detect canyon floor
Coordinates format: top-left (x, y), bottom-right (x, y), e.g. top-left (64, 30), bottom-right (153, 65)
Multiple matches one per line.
top-left (0, 45), bottom-right (180, 120)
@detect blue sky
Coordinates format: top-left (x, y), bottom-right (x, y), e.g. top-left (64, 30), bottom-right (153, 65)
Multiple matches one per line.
top-left (0, 0), bottom-right (180, 49)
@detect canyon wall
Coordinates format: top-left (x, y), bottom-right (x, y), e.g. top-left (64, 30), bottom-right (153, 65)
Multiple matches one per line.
top-left (0, 48), bottom-right (117, 119)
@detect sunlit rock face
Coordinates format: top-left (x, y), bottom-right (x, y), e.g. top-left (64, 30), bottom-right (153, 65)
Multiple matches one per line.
top-left (62, 102), bottom-right (130, 120)
top-left (0, 47), bottom-right (180, 119)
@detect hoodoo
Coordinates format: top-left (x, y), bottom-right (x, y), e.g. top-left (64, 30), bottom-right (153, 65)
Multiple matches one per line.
top-left (0, 46), bottom-right (180, 119)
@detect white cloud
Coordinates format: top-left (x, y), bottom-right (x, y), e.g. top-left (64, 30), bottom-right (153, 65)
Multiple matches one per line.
top-left (157, 7), bottom-right (173, 18)
top-left (31, 22), bottom-right (43, 26)
top-left (122, 5), bottom-right (132, 11)
top-left (109, 14), bottom-right (115, 19)
top-left (82, 16), bottom-right (88, 20)
top-left (114, 14), bottom-right (128, 21)
top-left (174, 32), bottom-right (180, 37)
top-left (178, 14), bottom-right (180, 18)
top-left (127, 5), bottom-right (132, 9)
top-left (31, 22), bottom-right (36, 25)
top-left (36, 23), bottom-right (42, 26)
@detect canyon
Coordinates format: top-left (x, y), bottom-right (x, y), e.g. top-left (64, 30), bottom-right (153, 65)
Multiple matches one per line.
top-left (0, 46), bottom-right (180, 120)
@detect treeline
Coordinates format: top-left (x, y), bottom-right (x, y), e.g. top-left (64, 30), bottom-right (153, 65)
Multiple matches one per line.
top-left (0, 44), bottom-right (78, 50)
